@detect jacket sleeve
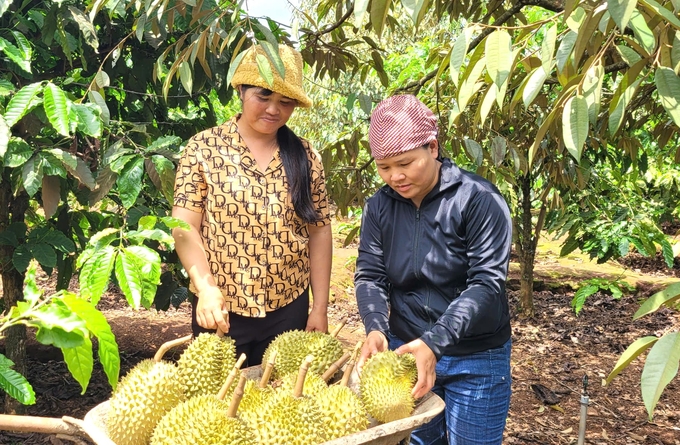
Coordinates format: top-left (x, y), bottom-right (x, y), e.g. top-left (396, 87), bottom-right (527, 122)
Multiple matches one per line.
top-left (354, 197), bottom-right (391, 337)
top-left (420, 190), bottom-right (512, 360)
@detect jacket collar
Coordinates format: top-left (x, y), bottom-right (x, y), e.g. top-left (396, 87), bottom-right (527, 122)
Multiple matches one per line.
top-left (381, 157), bottom-right (463, 205)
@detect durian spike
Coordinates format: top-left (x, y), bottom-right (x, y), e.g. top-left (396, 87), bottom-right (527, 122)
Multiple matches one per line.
top-left (226, 373), bottom-right (247, 418)
top-left (341, 340), bottom-right (363, 387)
top-left (293, 355), bottom-right (315, 398)
top-left (152, 334), bottom-right (192, 363)
top-left (259, 350), bottom-right (277, 388)
top-left (321, 351), bottom-right (351, 382)
top-left (216, 353), bottom-right (247, 400)
top-left (329, 318), bottom-right (348, 338)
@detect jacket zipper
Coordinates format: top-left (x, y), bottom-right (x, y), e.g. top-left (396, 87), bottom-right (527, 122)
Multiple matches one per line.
top-left (413, 208), bottom-right (433, 327)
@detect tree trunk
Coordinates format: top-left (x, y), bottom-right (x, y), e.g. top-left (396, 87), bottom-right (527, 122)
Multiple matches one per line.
top-left (0, 172), bottom-right (29, 414)
top-left (517, 174), bottom-right (536, 316)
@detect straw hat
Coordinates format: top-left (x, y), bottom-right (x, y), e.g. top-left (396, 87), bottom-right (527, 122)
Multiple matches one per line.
top-left (230, 44), bottom-right (312, 108)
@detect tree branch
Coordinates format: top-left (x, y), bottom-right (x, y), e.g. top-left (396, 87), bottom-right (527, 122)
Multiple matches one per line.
top-left (313, 6), bottom-right (353, 37)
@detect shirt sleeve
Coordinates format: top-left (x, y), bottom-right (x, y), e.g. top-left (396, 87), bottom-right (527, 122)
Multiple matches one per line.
top-left (307, 144), bottom-right (331, 226)
top-left (419, 190), bottom-right (512, 360)
top-left (173, 139), bottom-right (207, 212)
top-left (354, 196), bottom-right (391, 337)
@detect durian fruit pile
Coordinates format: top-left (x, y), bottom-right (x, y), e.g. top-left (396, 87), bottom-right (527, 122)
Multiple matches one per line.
top-left (104, 329), bottom-right (420, 445)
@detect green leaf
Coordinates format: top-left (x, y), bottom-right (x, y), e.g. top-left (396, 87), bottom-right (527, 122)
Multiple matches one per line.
top-left (565, 6), bottom-right (586, 32)
top-left (255, 53), bottom-right (274, 87)
top-left (641, 332), bottom-right (680, 420)
top-left (0, 354), bottom-right (35, 405)
top-left (79, 245), bottom-right (116, 305)
top-left (450, 27), bottom-right (472, 88)
top-left (541, 23), bottom-right (557, 75)
top-left (401, 0), bottom-right (427, 26)
top-left (61, 294), bottom-right (119, 389)
top-left (490, 136), bottom-right (507, 167)
top-left (583, 63), bottom-right (604, 125)
top-left (635, 282), bottom-right (680, 319)
top-left (88, 90), bottom-right (109, 126)
top-left (125, 245), bottom-right (161, 309)
top-left (145, 135), bottom-right (182, 154)
top-left (0, 37), bottom-right (31, 73)
top-left (640, 0), bottom-right (680, 30)
top-left (609, 78), bottom-right (641, 135)
top-left (62, 336), bottom-right (93, 394)
top-left (618, 237), bottom-right (631, 257)
top-left (31, 243), bottom-right (57, 268)
top-left (629, 9), bottom-right (656, 55)
top-left (65, 157), bottom-right (96, 190)
top-left (354, 0), bottom-right (370, 24)
top-left (178, 61), bottom-right (193, 95)
top-left (12, 244), bottom-right (32, 273)
top-left (10, 31), bottom-right (31, 61)
top-left (485, 30), bottom-right (513, 89)
top-left (523, 67), bottom-right (547, 108)
top-left (150, 155), bottom-right (176, 204)
top-left (226, 50), bottom-right (248, 89)
top-left (44, 148), bottom-right (78, 170)
top-left (21, 156), bottom-right (42, 197)
top-left (69, 103), bottom-right (102, 137)
top-left (463, 138), bottom-right (483, 167)
top-left (562, 95), bottom-right (589, 163)
top-left (115, 248), bottom-right (145, 309)
top-left (0, 78), bottom-right (14, 96)
top-left (617, 45), bottom-right (642, 66)
top-left (609, 0), bottom-right (638, 31)
top-left (660, 239), bottom-right (674, 269)
top-left (606, 336), bottom-right (658, 384)
top-left (571, 284), bottom-right (599, 315)
top-left (43, 83), bottom-right (70, 137)
top-left (32, 306), bottom-right (87, 349)
top-left (0, 114), bottom-right (9, 159)
top-left (42, 229), bottom-right (75, 253)
top-left (4, 82), bottom-right (42, 127)
top-left (67, 6), bottom-right (99, 51)
top-left (117, 157), bottom-right (144, 209)
top-left (370, 0), bottom-right (392, 37)
top-left (556, 31), bottom-right (577, 73)
top-left (655, 67), bottom-right (680, 128)
top-left (259, 41), bottom-right (285, 80)
top-left (0, 0), bottom-right (11, 18)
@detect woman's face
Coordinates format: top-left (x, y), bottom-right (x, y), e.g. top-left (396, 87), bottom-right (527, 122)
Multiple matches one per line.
top-left (375, 141), bottom-right (440, 208)
top-left (238, 86), bottom-right (297, 136)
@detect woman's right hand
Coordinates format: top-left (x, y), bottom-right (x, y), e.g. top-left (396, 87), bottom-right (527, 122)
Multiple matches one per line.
top-left (356, 330), bottom-right (388, 375)
top-left (195, 286), bottom-right (230, 333)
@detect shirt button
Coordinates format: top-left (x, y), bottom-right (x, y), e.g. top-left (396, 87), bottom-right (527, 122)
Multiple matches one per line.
top-left (259, 177), bottom-right (265, 185)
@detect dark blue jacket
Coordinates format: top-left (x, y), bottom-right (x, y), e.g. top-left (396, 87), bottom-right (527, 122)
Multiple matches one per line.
top-left (355, 158), bottom-right (512, 359)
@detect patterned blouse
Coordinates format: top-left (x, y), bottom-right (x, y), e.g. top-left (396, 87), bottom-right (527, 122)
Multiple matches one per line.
top-left (173, 116), bottom-right (331, 317)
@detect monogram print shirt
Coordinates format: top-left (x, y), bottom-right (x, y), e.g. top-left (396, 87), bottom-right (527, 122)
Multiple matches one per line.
top-left (174, 116), bottom-right (331, 317)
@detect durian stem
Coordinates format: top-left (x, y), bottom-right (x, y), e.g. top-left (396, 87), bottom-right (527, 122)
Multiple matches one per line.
top-left (216, 353), bottom-right (247, 401)
top-left (341, 341), bottom-right (364, 387)
top-left (293, 355), bottom-right (314, 398)
top-left (321, 351), bottom-right (351, 382)
top-left (260, 350), bottom-right (277, 388)
top-left (153, 334), bottom-right (192, 363)
top-left (0, 415), bottom-right (82, 436)
top-left (330, 319), bottom-right (348, 338)
top-left (227, 373), bottom-right (247, 418)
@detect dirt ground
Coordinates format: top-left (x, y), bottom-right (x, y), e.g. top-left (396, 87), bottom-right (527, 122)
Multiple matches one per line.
top-left (0, 238), bottom-right (679, 445)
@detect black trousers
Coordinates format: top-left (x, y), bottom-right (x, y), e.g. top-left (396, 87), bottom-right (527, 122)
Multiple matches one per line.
top-left (191, 289), bottom-right (309, 367)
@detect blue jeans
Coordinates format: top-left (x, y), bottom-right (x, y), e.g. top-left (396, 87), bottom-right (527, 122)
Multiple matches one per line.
top-left (388, 335), bottom-right (512, 445)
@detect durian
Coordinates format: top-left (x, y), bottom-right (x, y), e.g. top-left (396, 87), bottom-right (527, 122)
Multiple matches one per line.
top-left (106, 359), bottom-right (185, 445)
top-left (262, 329), bottom-right (344, 378)
top-left (150, 373), bottom-right (256, 445)
top-left (177, 332), bottom-right (237, 398)
top-left (246, 355), bottom-right (327, 445)
top-left (238, 352), bottom-right (276, 426)
top-left (359, 350), bottom-right (418, 423)
top-left (317, 384), bottom-right (370, 440)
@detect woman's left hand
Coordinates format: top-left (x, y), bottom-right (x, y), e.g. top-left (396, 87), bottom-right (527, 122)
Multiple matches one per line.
top-left (395, 339), bottom-right (436, 399)
top-left (305, 306), bottom-right (328, 333)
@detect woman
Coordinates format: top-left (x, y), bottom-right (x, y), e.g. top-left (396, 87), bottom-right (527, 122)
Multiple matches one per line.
top-left (172, 44), bottom-right (332, 367)
top-left (355, 95), bottom-right (512, 444)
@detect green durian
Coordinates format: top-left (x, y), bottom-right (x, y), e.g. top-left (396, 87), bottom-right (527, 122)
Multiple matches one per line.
top-left (316, 384), bottom-right (370, 440)
top-left (359, 350), bottom-right (418, 423)
top-left (237, 378), bottom-right (274, 426)
top-left (248, 392), bottom-right (327, 445)
top-left (262, 330), bottom-right (344, 378)
top-left (150, 394), bottom-right (256, 445)
top-left (277, 370), bottom-right (328, 397)
top-left (106, 359), bottom-right (184, 445)
top-left (177, 333), bottom-right (236, 398)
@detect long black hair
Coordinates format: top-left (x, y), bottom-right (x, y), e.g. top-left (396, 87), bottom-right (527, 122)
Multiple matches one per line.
top-left (240, 85), bottom-right (319, 223)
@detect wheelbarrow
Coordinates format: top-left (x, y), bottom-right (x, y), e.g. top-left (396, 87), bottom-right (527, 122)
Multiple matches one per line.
top-left (0, 333), bottom-right (445, 445)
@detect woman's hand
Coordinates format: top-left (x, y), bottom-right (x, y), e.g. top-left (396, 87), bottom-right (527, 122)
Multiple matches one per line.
top-left (195, 286), bottom-right (229, 333)
top-left (306, 306), bottom-right (328, 333)
top-left (356, 330), bottom-right (388, 375)
top-left (395, 339), bottom-right (436, 399)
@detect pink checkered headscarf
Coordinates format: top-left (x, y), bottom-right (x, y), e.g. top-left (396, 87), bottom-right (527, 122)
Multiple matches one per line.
top-left (368, 95), bottom-right (438, 160)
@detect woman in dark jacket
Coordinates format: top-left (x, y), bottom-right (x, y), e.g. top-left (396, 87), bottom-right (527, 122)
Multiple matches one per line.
top-left (355, 94), bottom-right (512, 445)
